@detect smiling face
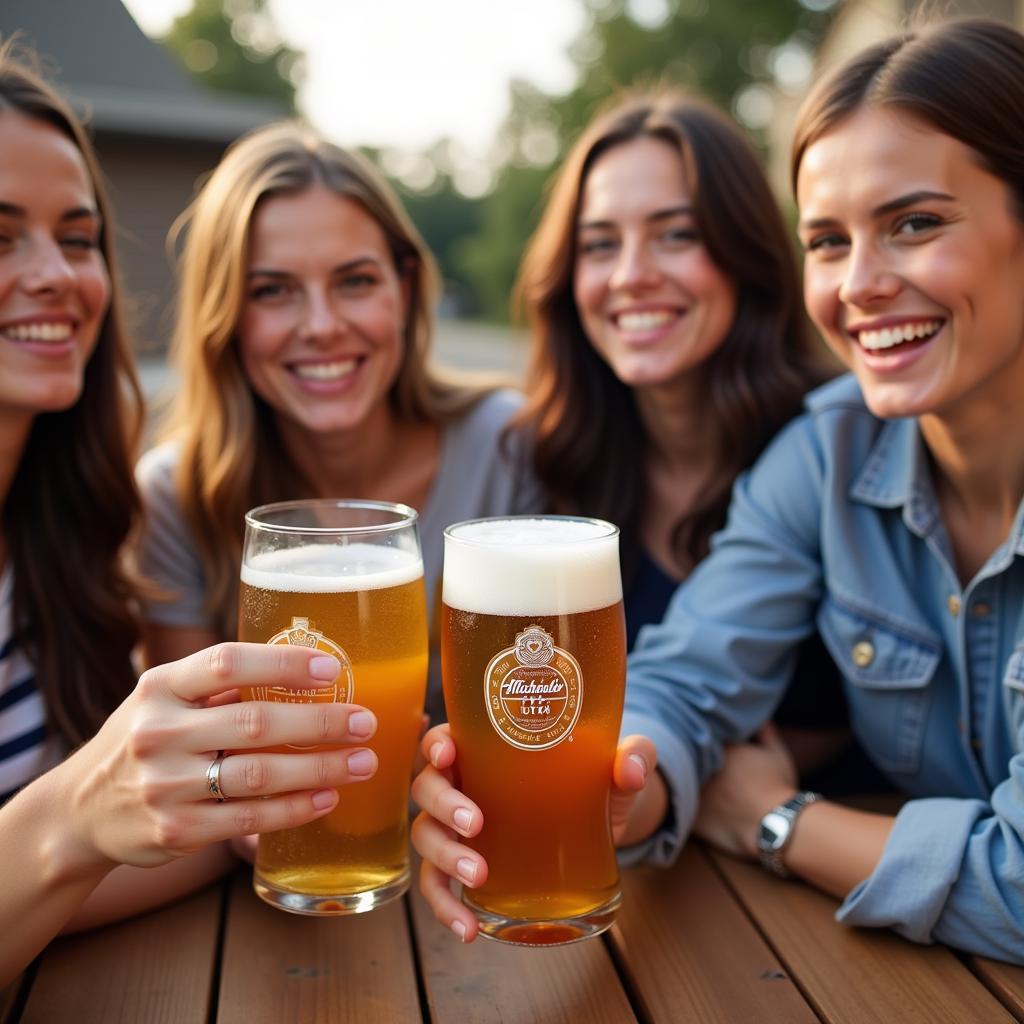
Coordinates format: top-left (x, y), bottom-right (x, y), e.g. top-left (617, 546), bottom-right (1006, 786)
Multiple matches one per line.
top-left (572, 136), bottom-right (737, 393)
top-left (797, 106), bottom-right (1024, 422)
top-left (0, 110), bottom-right (109, 426)
top-left (237, 184), bottom-right (408, 439)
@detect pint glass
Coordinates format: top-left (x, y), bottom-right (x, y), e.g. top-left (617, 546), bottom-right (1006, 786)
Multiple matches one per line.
top-left (239, 500), bottom-right (428, 915)
top-left (441, 516), bottom-right (626, 944)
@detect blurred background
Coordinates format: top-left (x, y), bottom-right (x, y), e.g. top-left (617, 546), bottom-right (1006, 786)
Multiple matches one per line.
top-left (3, 0), bottom-right (1020, 382)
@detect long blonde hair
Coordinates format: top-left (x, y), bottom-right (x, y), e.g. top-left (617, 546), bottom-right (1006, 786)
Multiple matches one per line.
top-left (162, 122), bottom-right (483, 635)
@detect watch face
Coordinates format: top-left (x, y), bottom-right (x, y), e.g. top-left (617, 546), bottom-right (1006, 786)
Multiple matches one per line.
top-left (759, 811), bottom-right (789, 852)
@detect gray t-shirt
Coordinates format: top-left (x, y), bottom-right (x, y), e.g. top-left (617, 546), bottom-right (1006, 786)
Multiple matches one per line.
top-left (136, 388), bottom-right (542, 720)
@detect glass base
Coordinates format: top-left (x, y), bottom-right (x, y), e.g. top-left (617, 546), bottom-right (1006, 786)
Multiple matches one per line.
top-left (463, 889), bottom-right (622, 946)
top-left (253, 866), bottom-right (409, 916)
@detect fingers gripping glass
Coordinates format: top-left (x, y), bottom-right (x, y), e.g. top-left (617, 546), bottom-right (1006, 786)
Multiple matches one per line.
top-left (240, 500), bottom-right (428, 916)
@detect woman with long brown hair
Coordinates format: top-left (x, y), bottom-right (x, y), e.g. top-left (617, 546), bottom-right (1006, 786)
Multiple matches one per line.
top-left (516, 91), bottom-right (828, 612)
top-left (414, 19), bottom-right (1024, 962)
top-left (137, 123), bottom-right (536, 721)
top-left (0, 46), bottom-right (382, 977)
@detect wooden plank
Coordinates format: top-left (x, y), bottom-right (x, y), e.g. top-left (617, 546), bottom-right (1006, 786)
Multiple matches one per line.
top-left (216, 871), bottom-right (422, 1024)
top-left (20, 884), bottom-right (222, 1024)
top-left (608, 844), bottom-right (819, 1023)
top-left (709, 850), bottom-right (1016, 1024)
top-left (408, 866), bottom-right (637, 1024)
top-left (969, 957), bottom-right (1024, 1021)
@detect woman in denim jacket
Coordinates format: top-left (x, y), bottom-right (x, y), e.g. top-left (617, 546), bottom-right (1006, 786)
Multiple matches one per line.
top-left (413, 17), bottom-right (1024, 963)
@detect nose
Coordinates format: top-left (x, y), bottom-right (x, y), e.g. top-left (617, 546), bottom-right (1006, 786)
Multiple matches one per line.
top-left (20, 236), bottom-right (76, 297)
top-left (838, 240), bottom-right (900, 307)
top-left (301, 287), bottom-right (344, 343)
top-left (608, 236), bottom-right (661, 292)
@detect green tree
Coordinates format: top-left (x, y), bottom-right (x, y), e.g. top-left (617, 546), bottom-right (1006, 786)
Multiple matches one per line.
top-left (162, 0), bottom-right (301, 108)
top-left (458, 0), bottom-right (837, 320)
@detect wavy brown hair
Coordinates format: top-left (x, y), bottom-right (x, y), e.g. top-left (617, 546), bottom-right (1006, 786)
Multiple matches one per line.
top-left (792, 17), bottom-right (1024, 218)
top-left (516, 91), bottom-right (830, 578)
top-left (0, 42), bottom-right (143, 746)
top-left (162, 122), bottom-right (488, 637)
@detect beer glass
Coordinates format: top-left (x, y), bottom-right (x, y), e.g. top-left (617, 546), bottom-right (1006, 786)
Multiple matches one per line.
top-left (239, 499), bottom-right (428, 915)
top-left (441, 516), bottom-right (626, 945)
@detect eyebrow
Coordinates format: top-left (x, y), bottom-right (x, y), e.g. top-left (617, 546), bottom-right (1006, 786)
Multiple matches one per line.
top-left (577, 205), bottom-right (694, 231)
top-left (0, 201), bottom-right (100, 223)
top-left (247, 256), bottom-right (381, 277)
top-left (799, 190), bottom-right (956, 231)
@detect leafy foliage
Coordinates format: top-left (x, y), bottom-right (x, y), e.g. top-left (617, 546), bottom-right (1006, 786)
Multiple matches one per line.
top-left (162, 0), bottom-right (301, 109)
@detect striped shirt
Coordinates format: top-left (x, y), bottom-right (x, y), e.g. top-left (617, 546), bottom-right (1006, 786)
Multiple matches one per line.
top-left (0, 566), bottom-right (64, 804)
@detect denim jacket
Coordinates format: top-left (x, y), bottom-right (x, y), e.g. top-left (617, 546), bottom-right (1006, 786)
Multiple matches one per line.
top-left (621, 374), bottom-right (1024, 963)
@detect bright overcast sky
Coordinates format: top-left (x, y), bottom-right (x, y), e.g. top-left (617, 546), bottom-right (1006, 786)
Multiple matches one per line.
top-left (122, 0), bottom-right (583, 162)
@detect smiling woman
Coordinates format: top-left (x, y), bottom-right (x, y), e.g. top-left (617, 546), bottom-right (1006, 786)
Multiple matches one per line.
top-left (136, 124), bottom-right (540, 720)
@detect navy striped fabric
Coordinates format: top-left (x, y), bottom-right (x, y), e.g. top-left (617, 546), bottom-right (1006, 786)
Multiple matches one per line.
top-left (0, 567), bottom-right (64, 802)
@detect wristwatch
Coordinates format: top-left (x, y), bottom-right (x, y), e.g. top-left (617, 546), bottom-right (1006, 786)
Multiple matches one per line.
top-left (757, 791), bottom-right (822, 878)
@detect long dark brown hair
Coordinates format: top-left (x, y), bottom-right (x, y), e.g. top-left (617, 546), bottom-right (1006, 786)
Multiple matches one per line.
top-left (0, 42), bottom-right (143, 746)
top-left (792, 17), bottom-right (1024, 218)
top-left (516, 90), bottom-right (830, 578)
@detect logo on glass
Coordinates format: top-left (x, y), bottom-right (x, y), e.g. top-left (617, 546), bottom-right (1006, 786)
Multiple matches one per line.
top-left (254, 615), bottom-right (354, 707)
top-left (484, 625), bottom-right (583, 750)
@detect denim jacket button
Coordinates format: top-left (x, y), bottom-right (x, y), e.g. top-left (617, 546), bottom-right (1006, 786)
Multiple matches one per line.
top-left (947, 594), bottom-right (962, 617)
top-left (852, 640), bottom-right (875, 668)
top-left (971, 601), bottom-right (991, 618)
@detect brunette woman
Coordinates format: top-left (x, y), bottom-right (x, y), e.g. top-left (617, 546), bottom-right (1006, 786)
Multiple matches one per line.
top-left (414, 19), bottom-right (1024, 963)
top-left (0, 47), bottom-right (379, 980)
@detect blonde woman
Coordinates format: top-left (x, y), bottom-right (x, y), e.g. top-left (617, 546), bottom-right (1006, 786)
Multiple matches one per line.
top-left (137, 124), bottom-right (537, 719)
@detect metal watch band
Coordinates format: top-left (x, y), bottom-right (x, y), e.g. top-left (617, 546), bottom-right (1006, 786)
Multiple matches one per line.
top-left (757, 790), bottom-right (822, 878)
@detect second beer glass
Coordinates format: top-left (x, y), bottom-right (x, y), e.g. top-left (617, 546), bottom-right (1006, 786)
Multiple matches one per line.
top-left (239, 499), bottom-right (428, 915)
top-left (441, 516), bottom-right (626, 945)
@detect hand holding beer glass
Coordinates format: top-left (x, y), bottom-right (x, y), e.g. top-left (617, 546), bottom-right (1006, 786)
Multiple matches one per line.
top-left (433, 516), bottom-right (627, 944)
top-left (239, 500), bottom-right (428, 915)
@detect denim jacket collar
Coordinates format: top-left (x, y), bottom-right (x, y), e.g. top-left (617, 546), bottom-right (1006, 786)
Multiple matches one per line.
top-left (849, 415), bottom-right (1024, 563)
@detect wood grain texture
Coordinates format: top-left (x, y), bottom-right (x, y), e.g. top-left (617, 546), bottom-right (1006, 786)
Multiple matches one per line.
top-left (970, 957), bottom-right (1024, 1021)
top-left (20, 884), bottom-right (222, 1024)
top-left (216, 871), bottom-right (422, 1024)
top-left (608, 844), bottom-right (819, 1024)
top-left (408, 868), bottom-right (637, 1024)
top-left (710, 850), bottom-right (1016, 1024)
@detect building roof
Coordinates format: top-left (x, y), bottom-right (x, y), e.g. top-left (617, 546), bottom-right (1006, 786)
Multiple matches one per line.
top-left (1, 0), bottom-right (286, 142)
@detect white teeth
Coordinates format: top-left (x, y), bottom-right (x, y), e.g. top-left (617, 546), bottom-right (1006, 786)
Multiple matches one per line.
top-left (292, 359), bottom-right (357, 381)
top-left (616, 310), bottom-right (675, 332)
top-left (857, 320), bottom-right (942, 350)
top-left (2, 322), bottom-right (73, 342)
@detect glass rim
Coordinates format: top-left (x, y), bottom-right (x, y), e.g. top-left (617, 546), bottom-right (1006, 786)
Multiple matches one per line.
top-left (443, 514), bottom-right (619, 548)
top-left (244, 498), bottom-right (419, 536)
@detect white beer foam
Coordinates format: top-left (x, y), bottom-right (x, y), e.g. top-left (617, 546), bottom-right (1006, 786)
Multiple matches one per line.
top-left (242, 543), bottom-right (423, 593)
top-left (443, 518), bottom-right (621, 615)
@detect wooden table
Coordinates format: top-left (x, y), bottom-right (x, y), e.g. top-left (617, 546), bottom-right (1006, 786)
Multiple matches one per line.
top-left (5, 843), bottom-right (1024, 1023)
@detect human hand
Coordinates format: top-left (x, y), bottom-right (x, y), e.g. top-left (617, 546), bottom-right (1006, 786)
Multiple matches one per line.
top-left (693, 722), bottom-right (798, 859)
top-left (410, 724), bottom-right (484, 942)
top-left (54, 642), bottom-right (379, 875)
top-left (229, 834), bottom-right (258, 864)
top-left (410, 726), bottom-right (659, 942)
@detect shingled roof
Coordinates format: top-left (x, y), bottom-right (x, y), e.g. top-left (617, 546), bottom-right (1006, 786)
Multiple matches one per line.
top-left (1, 0), bottom-right (286, 141)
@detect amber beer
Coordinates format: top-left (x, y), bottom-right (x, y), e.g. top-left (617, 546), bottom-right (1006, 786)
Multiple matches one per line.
top-left (442, 516), bottom-right (625, 944)
top-left (240, 501), bottom-right (427, 916)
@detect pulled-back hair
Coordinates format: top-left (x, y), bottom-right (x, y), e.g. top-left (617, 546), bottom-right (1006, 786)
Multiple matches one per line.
top-left (792, 17), bottom-right (1024, 215)
top-left (162, 122), bottom-right (487, 636)
top-left (0, 41), bottom-right (143, 746)
top-left (516, 90), bottom-right (829, 577)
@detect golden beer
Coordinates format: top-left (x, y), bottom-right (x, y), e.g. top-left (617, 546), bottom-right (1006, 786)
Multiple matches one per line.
top-left (441, 517), bottom-right (625, 944)
top-left (240, 502), bottom-right (427, 915)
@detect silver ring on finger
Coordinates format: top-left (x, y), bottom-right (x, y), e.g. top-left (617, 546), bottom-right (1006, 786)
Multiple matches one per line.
top-left (206, 750), bottom-right (228, 802)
